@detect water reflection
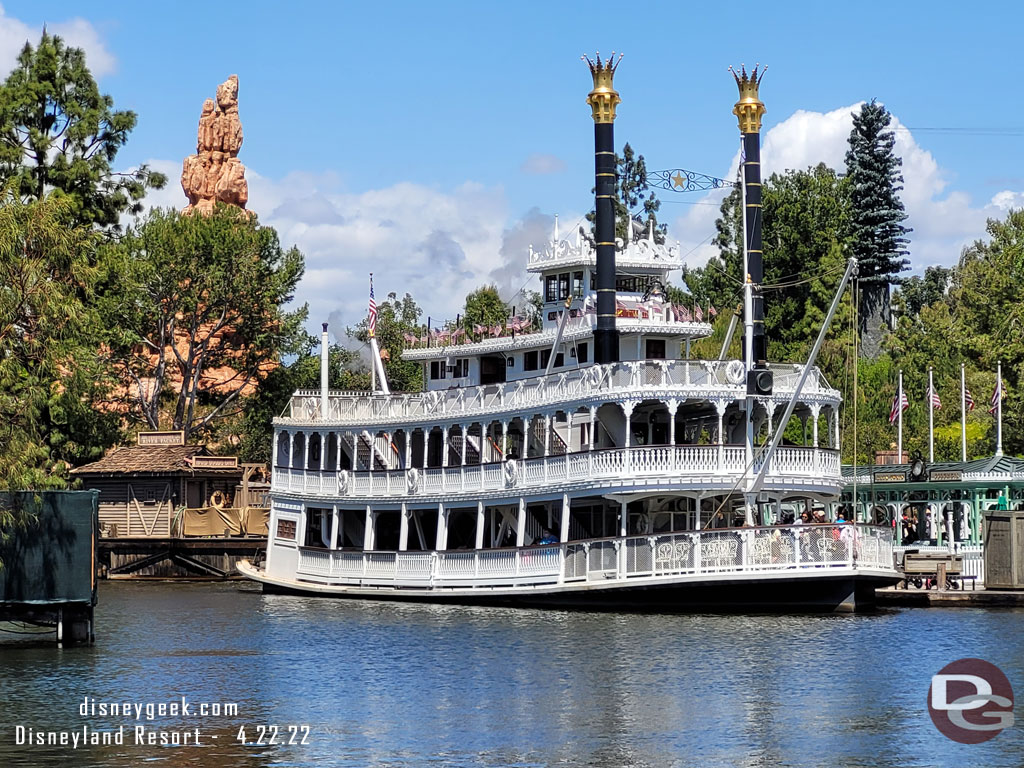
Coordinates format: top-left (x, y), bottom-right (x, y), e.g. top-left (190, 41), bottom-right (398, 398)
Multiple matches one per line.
top-left (1, 582), bottom-right (1022, 767)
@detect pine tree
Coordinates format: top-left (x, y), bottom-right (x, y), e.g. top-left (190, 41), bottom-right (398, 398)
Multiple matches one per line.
top-left (845, 100), bottom-right (910, 358)
top-left (0, 32), bottom-right (165, 230)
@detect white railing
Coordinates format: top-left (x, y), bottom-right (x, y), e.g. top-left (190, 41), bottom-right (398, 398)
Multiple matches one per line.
top-left (293, 524), bottom-right (895, 590)
top-left (893, 543), bottom-right (985, 584)
top-left (283, 359), bottom-right (838, 426)
top-left (272, 445), bottom-right (841, 500)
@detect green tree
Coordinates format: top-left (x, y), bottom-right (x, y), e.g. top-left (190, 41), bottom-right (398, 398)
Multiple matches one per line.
top-left (0, 32), bottom-right (166, 230)
top-left (462, 284), bottom-right (507, 332)
top-left (895, 265), bottom-right (951, 318)
top-left (103, 206), bottom-right (307, 441)
top-left (0, 192), bottom-right (116, 489)
top-left (350, 291), bottom-right (423, 392)
top-left (845, 100), bottom-right (911, 358)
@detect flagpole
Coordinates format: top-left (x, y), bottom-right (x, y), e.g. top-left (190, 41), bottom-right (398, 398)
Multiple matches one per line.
top-left (928, 366), bottom-right (935, 463)
top-left (961, 362), bottom-right (967, 462)
top-left (897, 370), bottom-right (904, 463)
top-left (996, 360), bottom-right (1003, 457)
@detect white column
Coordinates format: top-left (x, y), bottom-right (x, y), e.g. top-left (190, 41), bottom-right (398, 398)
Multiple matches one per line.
top-left (364, 506), bottom-right (374, 550)
top-left (619, 500), bottom-right (628, 537)
top-left (996, 360), bottom-right (1004, 457)
top-left (516, 497), bottom-right (527, 547)
top-left (928, 366), bottom-right (935, 463)
top-left (330, 504), bottom-right (339, 550)
top-left (960, 363), bottom-right (968, 463)
top-left (319, 433), bottom-right (326, 471)
top-left (668, 400), bottom-right (678, 446)
top-left (288, 432), bottom-right (296, 469)
top-left (716, 401), bottom-right (727, 472)
top-left (589, 407), bottom-right (597, 450)
top-left (501, 421), bottom-right (508, 458)
top-left (399, 503), bottom-right (409, 551)
top-left (272, 430), bottom-right (280, 470)
top-left (442, 426), bottom-right (449, 468)
top-left (623, 403), bottom-right (634, 448)
top-left (833, 408), bottom-right (840, 450)
top-left (560, 494), bottom-right (570, 542)
top-left (405, 431), bottom-right (412, 470)
top-left (543, 414), bottom-right (551, 457)
top-left (302, 431), bottom-right (309, 470)
top-left (336, 432), bottom-right (344, 470)
top-left (436, 503), bottom-right (447, 550)
top-left (812, 405), bottom-right (820, 447)
top-left (460, 424), bottom-right (468, 466)
top-left (475, 501), bottom-right (485, 550)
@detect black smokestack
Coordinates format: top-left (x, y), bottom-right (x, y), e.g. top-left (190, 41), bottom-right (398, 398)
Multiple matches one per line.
top-left (584, 52), bottom-right (622, 365)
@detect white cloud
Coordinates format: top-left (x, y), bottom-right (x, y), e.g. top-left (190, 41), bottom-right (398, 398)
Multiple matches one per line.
top-left (0, 5), bottom-right (116, 78)
top-left (520, 153), bottom-right (567, 175)
top-left (670, 102), bottom-right (1024, 277)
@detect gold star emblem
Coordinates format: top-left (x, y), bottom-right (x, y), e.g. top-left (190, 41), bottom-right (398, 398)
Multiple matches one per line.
top-left (671, 172), bottom-right (686, 189)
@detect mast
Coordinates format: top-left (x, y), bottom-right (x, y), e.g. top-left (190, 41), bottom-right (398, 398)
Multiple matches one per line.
top-left (584, 52), bottom-right (622, 366)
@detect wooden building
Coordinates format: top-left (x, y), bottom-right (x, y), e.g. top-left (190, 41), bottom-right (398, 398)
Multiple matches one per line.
top-left (71, 431), bottom-right (244, 538)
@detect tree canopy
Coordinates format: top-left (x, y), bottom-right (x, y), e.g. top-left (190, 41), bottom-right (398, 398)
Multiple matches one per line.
top-left (349, 291), bottom-right (423, 392)
top-left (0, 32), bottom-right (166, 230)
top-left (102, 206), bottom-right (307, 442)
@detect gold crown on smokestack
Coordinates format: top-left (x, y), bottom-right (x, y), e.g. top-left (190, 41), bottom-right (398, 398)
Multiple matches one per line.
top-left (730, 64), bottom-right (766, 133)
top-left (583, 52), bottom-right (623, 123)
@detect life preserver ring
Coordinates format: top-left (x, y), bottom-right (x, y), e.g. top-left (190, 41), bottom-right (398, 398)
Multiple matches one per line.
top-left (635, 512), bottom-right (650, 534)
top-left (725, 359), bottom-right (746, 385)
top-left (406, 467), bottom-right (419, 494)
top-left (504, 459), bottom-right (519, 487)
top-left (210, 490), bottom-right (226, 510)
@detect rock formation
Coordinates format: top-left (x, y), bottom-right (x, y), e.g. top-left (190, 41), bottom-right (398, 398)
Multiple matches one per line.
top-left (181, 75), bottom-right (249, 214)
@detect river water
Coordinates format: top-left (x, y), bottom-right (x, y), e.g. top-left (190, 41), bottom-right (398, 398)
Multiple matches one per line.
top-left (1, 581), bottom-right (1022, 767)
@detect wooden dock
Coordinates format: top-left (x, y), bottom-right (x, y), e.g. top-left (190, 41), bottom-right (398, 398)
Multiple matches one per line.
top-left (876, 585), bottom-right (1024, 607)
top-left (98, 536), bottom-right (266, 579)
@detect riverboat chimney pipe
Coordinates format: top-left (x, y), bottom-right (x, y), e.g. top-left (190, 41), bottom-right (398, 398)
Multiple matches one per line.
top-left (320, 323), bottom-right (329, 420)
top-left (731, 64), bottom-right (768, 372)
top-left (584, 52), bottom-right (622, 365)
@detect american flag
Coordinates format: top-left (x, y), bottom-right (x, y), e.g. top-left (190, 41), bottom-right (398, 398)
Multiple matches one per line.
top-left (965, 388), bottom-right (975, 411)
top-left (889, 390), bottom-right (909, 424)
top-left (368, 275), bottom-right (377, 338)
top-left (694, 304), bottom-right (704, 322)
top-left (709, 304), bottom-right (718, 318)
top-left (989, 381), bottom-right (1007, 414)
top-left (930, 385), bottom-right (942, 411)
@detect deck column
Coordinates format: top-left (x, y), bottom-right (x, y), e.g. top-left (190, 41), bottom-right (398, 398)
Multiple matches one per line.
top-left (302, 431), bottom-right (310, 470)
top-left (404, 430), bottom-right (412, 470)
top-left (330, 504), bottom-right (339, 549)
top-left (364, 506), bottom-right (374, 550)
top-left (399, 503), bottom-right (409, 551)
top-left (668, 399), bottom-right (678, 446)
top-left (501, 421), bottom-right (508, 458)
top-left (589, 407), bottom-right (597, 450)
top-left (436, 503), bottom-right (447, 550)
top-left (272, 430), bottom-right (280, 471)
top-left (833, 408), bottom-right (840, 449)
top-left (288, 431), bottom-right (296, 470)
top-left (441, 426), bottom-right (449, 469)
top-left (475, 501), bottom-right (485, 550)
top-left (715, 401), bottom-right (727, 472)
top-left (560, 494), bottom-right (570, 542)
top-left (460, 424), bottom-right (468, 466)
top-left (516, 497), bottom-right (527, 547)
top-left (319, 433), bottom-right (326, 471)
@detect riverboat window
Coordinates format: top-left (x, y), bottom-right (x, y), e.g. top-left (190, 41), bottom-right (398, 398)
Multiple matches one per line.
top-left (430, 361), bottom-right (447, 380)
top-left (545, 275), bottom-right (558, 302)
top-left (574, 343), bottom-right (588, 363)
top-left (572, 271), bottom-right (584, 297)
top-left (453, 358), bottom-right (470, 378)
top-left (276, 518), bottom-right (297, 540)
top-left (558, 272), bottom-right (570, 300)
top-left (616, 275), bottom-right (642, 293)
top-left (524, 351), bottom-right (539, 371)
top-left (646, 339), bottom-right (666, 359)
top-left (540, 350), bottom-right (550, 369)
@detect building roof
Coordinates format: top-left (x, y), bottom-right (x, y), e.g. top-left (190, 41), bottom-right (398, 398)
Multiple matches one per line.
top-left (842, 454), bottom-right (1024, 481)
top-left (70, 445), bottom-right (242, 478)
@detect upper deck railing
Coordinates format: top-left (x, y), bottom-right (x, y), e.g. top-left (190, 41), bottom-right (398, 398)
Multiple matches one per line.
top-left (281, 359), bottom-right (840, 427)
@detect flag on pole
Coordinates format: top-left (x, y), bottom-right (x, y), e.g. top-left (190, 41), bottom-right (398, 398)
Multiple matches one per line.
top-left (694, 304), bottom-right (704, 322)
top-left (989, 381), bottom-right (1007, 414)
top-left (930, 385), bottom-right (942, 411)
top-left (708, 304), bottom-right (718, 318)
top-left (889, 390), bottom-right (909, 424)
top-left (368, 275), bottom-right (377, 338)
top-left (965, 388), bottom-right (975, 411)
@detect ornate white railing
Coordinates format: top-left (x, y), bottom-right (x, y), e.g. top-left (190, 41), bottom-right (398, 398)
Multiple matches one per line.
top-left (293, 524), bottom-right (895, 589)
top-left (282, 359), bottom-right (838, 427)
top-left (272, 445), bottom-right (841, 500)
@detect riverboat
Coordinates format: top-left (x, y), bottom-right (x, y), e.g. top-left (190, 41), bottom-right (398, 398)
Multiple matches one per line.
top-left (238, 60), bottom-right (901, 611)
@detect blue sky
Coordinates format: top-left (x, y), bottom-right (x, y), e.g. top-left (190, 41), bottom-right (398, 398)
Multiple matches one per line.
top-left (5, 1), bottom-right (1024, 335)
